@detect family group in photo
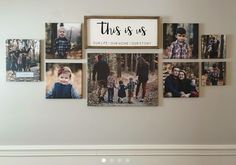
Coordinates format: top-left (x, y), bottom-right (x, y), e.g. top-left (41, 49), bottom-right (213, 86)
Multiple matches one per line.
top-left (88, 53), bottom-right (158, 106)
top-left (164, 66), bottom-right (199, 98)
top-left (91, 55), bottom-right (150, 104)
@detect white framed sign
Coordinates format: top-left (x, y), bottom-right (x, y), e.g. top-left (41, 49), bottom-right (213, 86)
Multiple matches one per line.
top-left (84, 16), bottom-right (160, 49)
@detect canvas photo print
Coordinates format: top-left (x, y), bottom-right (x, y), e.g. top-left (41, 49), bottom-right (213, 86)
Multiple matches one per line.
top-left (45, 23), bottom-right (82, 59)
top-left (201, 35), bottom-right (226, 59)
top-left (6, 39), bottom-right (41, 82)
top-left (46, 63), bottom-right (82, 99)
top-left (163, 62), bottom-right (199, 98)
top-left (88, 53), bottom-right (159, 106)
top-left (201, 62), bottom-right (226, 86)
top-left (163, 23), bottom-right (199, 59)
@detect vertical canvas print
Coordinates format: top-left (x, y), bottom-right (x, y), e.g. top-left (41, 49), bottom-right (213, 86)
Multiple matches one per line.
top-left (88, 53), bottom-right (158, 106)
top-left (46, 63), bottom-right (82, 99)
top-left (45, 23), bottom-right (82, 59)
top-left (163, 62), bottom-right (199, 98)
top-left (201, 62), bottom-right (226, 86)
top-left (201, 35), bottom-right (226, 59)
top-left (6, 39), bottom-right (41, 82)
top-left (163, 23), bottom-right (199, 59)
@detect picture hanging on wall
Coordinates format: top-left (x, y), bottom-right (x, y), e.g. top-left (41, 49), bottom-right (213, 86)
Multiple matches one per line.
top-left (201, 62), bottom-right (226, 86)
top-left (87, 53), bottom-right (159, 106)
top-left (6, 39), bottom-right (41, 82)
top-left (163, 62), bottom-right (199, 98)
top-left (46, 63), bottom-right (82, 99)
top-left (45, 23), bottom-right (82, 59)
top-left (84, 16), bottom-right (160, 49)
top-left (201, 35), bottom-right (226, 59)
top-left (163, 23), bottom-right (199, 59)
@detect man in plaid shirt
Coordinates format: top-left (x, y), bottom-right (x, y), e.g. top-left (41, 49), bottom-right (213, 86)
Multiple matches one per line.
top-left (54, 26), bottom-right (71, 59)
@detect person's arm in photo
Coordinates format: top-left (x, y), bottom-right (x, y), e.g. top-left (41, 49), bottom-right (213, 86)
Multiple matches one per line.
top-left (187, 43), bottom-right (192, 58)
top-left (168, 42), bottom-right (174, 59)
top-left (165, 77), bottom-right (181, 97)
top-left (46, 84), bottom-right (55, 98)
top-left (71, 86), bottom-right (80, 99)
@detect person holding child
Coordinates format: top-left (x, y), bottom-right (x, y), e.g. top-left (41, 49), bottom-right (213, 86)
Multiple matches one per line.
top-left (168, 27), bottom-right (192, 59)
top-left (46, 66), bottom-right (80, 99)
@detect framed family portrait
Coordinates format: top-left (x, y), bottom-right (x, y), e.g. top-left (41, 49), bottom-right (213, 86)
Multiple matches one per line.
top-left (46, 63), bottom-right (83, 99)
top-left (87, 53), bottom-right (159, 106)
top-left (163, 23), bottom-right (199, 59)
top-left (163, 62), bottom-right (199, 98)
top-left (201, 62), bottom-right (226, 86)
top-left (6, 39), bottom-right (41, 82)
top-left (45, 23), bottom-right (82, 59)
top-left (201, 34), bottom-right (226, 59)
top-left (84, 16), bottom-right (160, 48)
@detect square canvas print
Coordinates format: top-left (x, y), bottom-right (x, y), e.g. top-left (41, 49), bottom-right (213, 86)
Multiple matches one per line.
top-left (6, 39), bottom-right (41, 82)
top-left (88, 53), bottom-right (159, 106)
top-left (201, 62), bottom-right (226, 86)
top-left (46, 63), bottom-right (82, 99)
top-left (201, 35), bottom-right (226, 59)
top-left (45, 23), bottom-right (82, 59)
top-left (163, 62), bottom-right (199, 98)
top-left (163, 23), bottom-right (199, 59)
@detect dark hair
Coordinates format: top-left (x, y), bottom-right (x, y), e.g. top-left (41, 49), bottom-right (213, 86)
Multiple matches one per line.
top-left (176, 27), bottom-right (186, 35)
top-left (172, 66), bottom-right (180, 72)
top-left (97, 54), bottom-right (102, 60)
top-left (119, 80), bottom-right (123, 85)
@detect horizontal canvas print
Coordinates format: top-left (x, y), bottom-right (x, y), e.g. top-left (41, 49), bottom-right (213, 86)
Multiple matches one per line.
top-left (163, 23), bottom-right (199, 59)
top-left (201, 62), bottom-right (226, 86)
top-left (201, 35), bottom-right (226, 59)
top-left (45, 23), bottom-right (82, 59)
top-left (163, 62), bottom-right (199, 98)
top-left (46, 63), bottom-right (82, 99)
top-left (88, 53), bottom-right (158, 106)
top-left (6, 39), bottom-right (41, 82)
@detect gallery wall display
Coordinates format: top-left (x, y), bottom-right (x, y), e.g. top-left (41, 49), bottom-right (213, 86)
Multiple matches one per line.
top-left (3, 15), bottom-right (229, 103)
top-left (84, 16), bottom-right (160, 49)
top-left (201, 62), bottom-right (226, 86)
top-left (45, 23), bottom-right (82, 59)
top-left (201, 34), bottom-right (226, 59)
top-left (87, 53), bottom-right (159, 106)
top-left (45, 63), bottom-right (83, 99)
top-left (6, 39), bottom-right (41, 82)
top-left (163, 62), bottom-right (199, 98)
top-left (163, 23), bottom-right (199, 59)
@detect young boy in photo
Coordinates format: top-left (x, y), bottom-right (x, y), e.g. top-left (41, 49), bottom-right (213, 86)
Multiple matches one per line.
top-left (46, 66), bottom-right (80, 99)
top-left (54, 24), bottom-right (71, 59)
top-left (126, 77), bottom-right (136, 103)
top-left (168, 27), bottom-right (192, 59)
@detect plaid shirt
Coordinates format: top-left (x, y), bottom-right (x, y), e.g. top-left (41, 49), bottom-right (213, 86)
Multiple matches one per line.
top-left (54, 37), bottom-right (70, 57)
top-left (168, 40), bottom-right (191, 59)
top-left (127, 81), bottom-right (136, 92)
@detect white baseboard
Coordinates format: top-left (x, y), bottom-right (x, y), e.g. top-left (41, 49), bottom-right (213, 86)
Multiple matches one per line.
top-left (1, 145), bottom-right (236, 157)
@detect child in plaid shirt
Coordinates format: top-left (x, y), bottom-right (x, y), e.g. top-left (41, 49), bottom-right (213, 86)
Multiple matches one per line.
top-left (168, 27), bottom-right (192, 59)
top-left (54, 25), bottom-right (71, 59)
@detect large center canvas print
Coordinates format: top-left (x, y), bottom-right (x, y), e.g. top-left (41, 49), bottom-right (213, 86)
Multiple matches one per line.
top-left (88, 53), bottom-right (159, 106)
